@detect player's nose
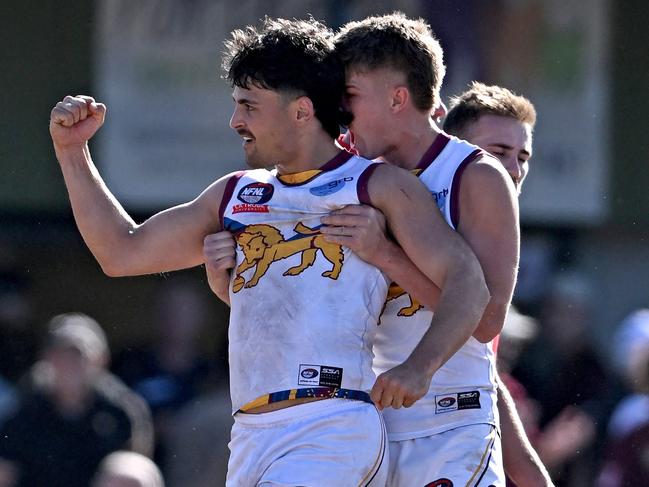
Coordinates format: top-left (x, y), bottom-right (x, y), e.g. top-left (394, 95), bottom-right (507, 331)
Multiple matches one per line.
top-left (229, 108), bottom-right (244, 130)
top-left (504, 156), bottom-right (522, 185)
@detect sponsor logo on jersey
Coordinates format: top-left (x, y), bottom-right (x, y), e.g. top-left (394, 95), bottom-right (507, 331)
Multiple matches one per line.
top-left (309, 177), bottom-right (354, 196)
top-left (237, 182), bottom-right (274, 204)
top-left (435, 391), bottom-right (481, 414)
top-left (425, 479), bottom-right (453, 487)
top-left (232, 203), bottom-right (270, 214)
top-left (298, 364), bottom-right (343, 387)
top-left (431, 188), bottom-right (448, 211)
top-left (437, 396), bottom-right (456, 408)
top-left (300, 368), bottom-right (319, 379)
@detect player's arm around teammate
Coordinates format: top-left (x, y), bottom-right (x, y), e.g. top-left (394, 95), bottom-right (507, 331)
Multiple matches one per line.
top-left (50, 95), bottom-right (230, 276)
top-left (204, 160), bottom-right (491, 410)
top-left (321, 152), bottom-right (519, 344)
top-left (361, 162), bottom-right (491, 409)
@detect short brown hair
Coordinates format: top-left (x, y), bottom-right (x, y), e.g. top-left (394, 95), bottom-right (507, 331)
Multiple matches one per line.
top-left (335, 12), bottom-right (445, 112)
top-left (443, 82), bottom-right (537, 137)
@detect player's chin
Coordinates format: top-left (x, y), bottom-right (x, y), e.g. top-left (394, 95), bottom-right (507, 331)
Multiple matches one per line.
top-left (244, 154), bottom-right (267, 170)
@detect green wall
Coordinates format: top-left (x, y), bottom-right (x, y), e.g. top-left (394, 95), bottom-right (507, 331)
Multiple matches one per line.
top-left (0, 2), bottom-right (93, 212)
top-left (611, 0), bottom-right (649, 225)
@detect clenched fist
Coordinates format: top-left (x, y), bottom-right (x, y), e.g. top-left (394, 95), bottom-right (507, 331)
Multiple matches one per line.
top-left (50, 95), bottom-right (106, 153)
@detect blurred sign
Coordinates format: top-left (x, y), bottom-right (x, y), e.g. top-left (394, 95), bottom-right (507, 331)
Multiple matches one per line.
top-left (96, 0), bottom-right (610, 222)
top-left (480, 0), bottom-right (610, 224)
top-left (95, 1), bottom-right (247, 209)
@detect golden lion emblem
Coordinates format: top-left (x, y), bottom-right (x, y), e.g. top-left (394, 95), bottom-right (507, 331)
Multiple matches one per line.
top-left (387, 283), bottom-right (423, 317)
top-left (232, 222), bottom-right (344, 292)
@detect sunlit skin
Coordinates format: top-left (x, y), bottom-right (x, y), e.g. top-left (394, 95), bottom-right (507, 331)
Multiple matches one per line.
top-left (461, 114), bottom-right (533, 193)
top-left (230, 85), bottom-right (339, 175)
top-left (343, 67), bottom-right (437, 169)
top-left (229, 85), bottom-right (298, 171)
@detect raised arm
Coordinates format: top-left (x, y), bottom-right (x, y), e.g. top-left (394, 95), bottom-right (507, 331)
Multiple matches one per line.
top-left (50, 95), bottom-right (227, 276)
top-left (367, 164), bottom-right (490, 408)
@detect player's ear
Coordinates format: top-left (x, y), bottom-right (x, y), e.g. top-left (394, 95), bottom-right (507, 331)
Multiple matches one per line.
top-left (294, 96), bottom-right (314, 124)
top-left (390, 86), bottom-right (409, 113)
top-left (432, 101), bottom-right (448, 122)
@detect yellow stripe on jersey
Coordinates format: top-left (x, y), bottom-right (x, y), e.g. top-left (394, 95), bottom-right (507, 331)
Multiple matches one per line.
top-left (277, 169), bottom-right (323, 185)
top-left (239, 394), bottom-right (271, 412)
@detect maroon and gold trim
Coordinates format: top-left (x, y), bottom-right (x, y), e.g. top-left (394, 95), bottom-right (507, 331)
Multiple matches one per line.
top-left (276, 150), bottom-right (354, 186)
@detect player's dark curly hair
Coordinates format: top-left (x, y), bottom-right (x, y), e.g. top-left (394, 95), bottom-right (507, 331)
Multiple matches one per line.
top-left (335, 12), bottom-right (446, 112)
top-left (223, 17), bottom-right (348, 138)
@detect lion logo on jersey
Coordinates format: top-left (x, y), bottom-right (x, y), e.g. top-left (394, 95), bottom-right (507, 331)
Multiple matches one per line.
top-left (232, 222), bottom-right (344, 292)
top-left (387, 283), bottom-right (423, 317)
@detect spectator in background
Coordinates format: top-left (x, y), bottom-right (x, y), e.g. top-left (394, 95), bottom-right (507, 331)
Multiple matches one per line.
top-left (498, 306), bottom-right (604, 486)
top-left (0, 313), bottom-right (153, 487)
top-left (113, 277), bottom-right (218, 470)
top-left (497, 306), bottom-right (542, 448)
top-left (164, 389), bottom-right (232, 487)
top-left (0, 271), bottom-right (36, 385)
top-left (597, 309), bottom-right (649, 486)
top-left (512, 272), bottom-right (612, 485)
top-left (92, 451), bottom-right (164, 487)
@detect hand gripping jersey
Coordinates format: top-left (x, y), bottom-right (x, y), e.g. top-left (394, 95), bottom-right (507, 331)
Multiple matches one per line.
top-left (374, 132), bottom-right (500, 440)
top-left (220, 151), bottom-right (389, 414)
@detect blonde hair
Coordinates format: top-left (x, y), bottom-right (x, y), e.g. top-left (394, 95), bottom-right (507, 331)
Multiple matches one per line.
top-left (444, 82), bottom-right (536, 137)
top-left (336, 12), bottom-right (446, 111)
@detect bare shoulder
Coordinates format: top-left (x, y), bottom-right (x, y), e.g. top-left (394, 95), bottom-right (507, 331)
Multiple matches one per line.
top-left (460, 154), bottom-right (517, 209)
top-left (195, 171), bottom-right (244, 207)
top-left (463, 153), bottom-right (513, 189)
top-left (367, 162), bottom-right (428, 198)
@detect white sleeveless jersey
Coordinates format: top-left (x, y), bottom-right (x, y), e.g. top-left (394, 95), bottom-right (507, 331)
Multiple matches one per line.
top-left (220, 151), bottom-right (389, 413)
top-left (374, 133), bottom-right (500, 440)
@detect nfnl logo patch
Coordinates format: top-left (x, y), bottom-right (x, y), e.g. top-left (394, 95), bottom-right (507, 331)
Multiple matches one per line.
top-left (300, 368), bottom-right (319, 379)
top-left (237, 182), bottom-right (274, 204)
top-left (435, 390), bottom-right (480, 414)
top-left (298, 364), bottom-right (343, 387)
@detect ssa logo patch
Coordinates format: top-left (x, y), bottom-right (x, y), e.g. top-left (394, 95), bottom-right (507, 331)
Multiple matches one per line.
top-left (237, 182), bottom-right (274, 204)
top-left (435, 391), bottom-right (480, 414)
top-left (298, 364), bottom-right (343, 387)
top-left (310, 177), bottom-right (353, 196)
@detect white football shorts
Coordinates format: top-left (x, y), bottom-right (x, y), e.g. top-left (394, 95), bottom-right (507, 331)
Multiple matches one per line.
top-left (387, 424), bottom-right (504, 487)
top-left (227, 398), bottom-right (388, 486)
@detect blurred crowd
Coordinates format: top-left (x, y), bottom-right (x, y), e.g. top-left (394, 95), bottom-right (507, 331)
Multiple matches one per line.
top-left (0, 267), bottom-right (232, 487)
top-left (0, 247), bottom-right (647, 486)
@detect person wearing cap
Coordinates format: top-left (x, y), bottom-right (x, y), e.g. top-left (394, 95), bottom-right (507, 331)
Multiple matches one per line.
top-left (0, 313), bottom-right (153, 487)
